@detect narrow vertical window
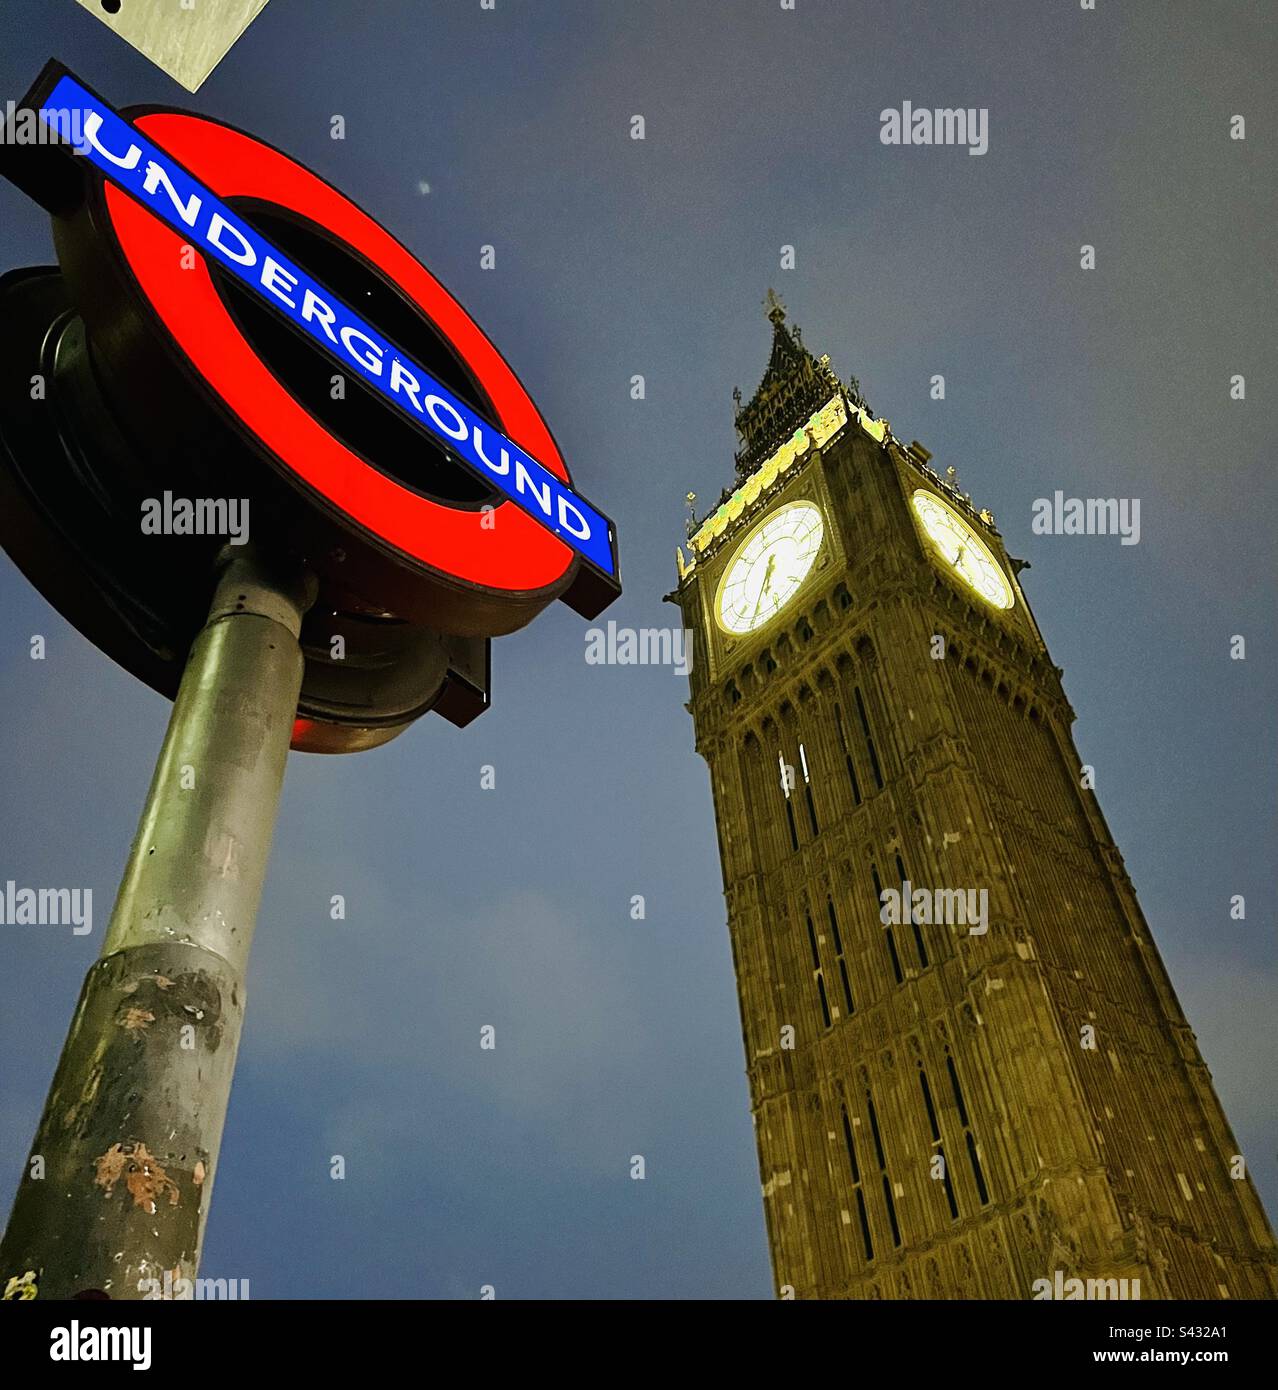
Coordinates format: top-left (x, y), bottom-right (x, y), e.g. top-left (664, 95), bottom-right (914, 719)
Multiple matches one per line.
top-left (921, 1065), bottom-right (959, 1220)
top-left (841, 1107), bottom-right (862, 1183)
top-left (799, 742), bottom-right (819, 835)
top-left (872, 863), bottom-right (904, 984)
top-left (937, 1144), bottom-right (960, 1219)
top-left (855, 1191), bottom-right (873, 1261)
top-left (881, 1174), bottom-right (901, 1245)
top-left (806, 912), bottom-right (830, 1028)
top-left (866, 1089), bottom-right (901, 1247)
top-left (833, 702), bottom-right (863, 805)
top-left (854, 685), bottom-right (884, 789)
top-left (895, 851), bottom-right (929, 969)
top-left (837, 960), bottom-right (854, 1015)
top-left (867, 1092), bottom-right (887, 1169)
top-left (919, 1069), bottom-right (940, 1140)
top-left (827, 898), bottom-right (853, 1014)
top-left (778, 751), bottom-right (798, 851)
top-left (826, 898), bottom-right (844, 954)
top-left (965, 1132), bottom-right (990, 1206)
top-left (841, 1106), bottom-right (873, 1263)
top-left (947, 1053), bottom-right (990, 1206)
top-left (946, 1056), bottom-right (969, 1127)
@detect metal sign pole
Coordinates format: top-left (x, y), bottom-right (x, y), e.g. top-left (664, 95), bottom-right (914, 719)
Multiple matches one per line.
top-left (1, 547), bottom-right (315, 1301)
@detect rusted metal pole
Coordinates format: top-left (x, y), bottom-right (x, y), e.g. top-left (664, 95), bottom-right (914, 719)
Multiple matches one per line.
top-left (0, 546), bottom-right (314, 1300)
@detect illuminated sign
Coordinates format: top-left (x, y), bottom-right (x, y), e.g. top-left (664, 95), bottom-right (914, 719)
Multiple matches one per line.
top-left (0, 62), bottom-right (622, 752)
top-left (36, 73), bottom-right (617, 593)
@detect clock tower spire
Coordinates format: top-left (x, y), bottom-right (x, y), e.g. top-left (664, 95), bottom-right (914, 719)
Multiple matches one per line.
top-left (731, 296), bottom-right (863, 485)
top-left (669, 310), bottom-right (1277, 1300)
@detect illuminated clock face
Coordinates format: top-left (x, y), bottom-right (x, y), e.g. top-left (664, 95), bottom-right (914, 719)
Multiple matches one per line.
top-left (911, 490), bottom-right (1013, 610)
top-left (716, 502), bottom-right (824, 634)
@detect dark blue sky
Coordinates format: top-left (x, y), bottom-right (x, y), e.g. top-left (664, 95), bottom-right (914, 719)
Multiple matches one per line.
top-left (0, 0), bottom-right (1273, 1297)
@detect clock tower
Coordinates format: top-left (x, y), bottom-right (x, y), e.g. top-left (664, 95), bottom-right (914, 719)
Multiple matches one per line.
top-left (669, 298), bottom-right (1277, 1299)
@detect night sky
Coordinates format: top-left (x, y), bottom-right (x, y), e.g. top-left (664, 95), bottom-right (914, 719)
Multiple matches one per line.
top-left (0, 0), bottom-right (1273, 1298)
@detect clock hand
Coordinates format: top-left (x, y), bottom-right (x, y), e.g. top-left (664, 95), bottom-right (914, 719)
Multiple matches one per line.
top-left (749, 556), bottom-right (780, 615)
top-left (749, 556), bottom-right (777, 619)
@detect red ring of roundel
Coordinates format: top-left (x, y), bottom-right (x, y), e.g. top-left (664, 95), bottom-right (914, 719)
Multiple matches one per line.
top-left (103, 111), bottom-right (574, 594)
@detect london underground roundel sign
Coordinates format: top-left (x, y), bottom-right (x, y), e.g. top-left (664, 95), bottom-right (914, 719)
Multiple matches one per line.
top-left (0, 62), bottom-right (620, 752)
top-left (2, 62), bottom-right (620, 637)
top-left (102, 111), bottom-right (584, 599)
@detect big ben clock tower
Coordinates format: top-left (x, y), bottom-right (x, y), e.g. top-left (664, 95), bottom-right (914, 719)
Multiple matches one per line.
top-left (670, 296), bottom-right (1277, 1300)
